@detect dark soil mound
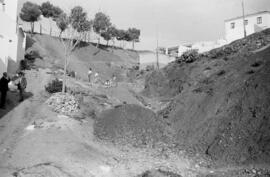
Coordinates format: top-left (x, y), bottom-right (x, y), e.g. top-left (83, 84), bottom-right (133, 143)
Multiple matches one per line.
top-left (137, 169), bottom-right (182, 177)
top-left (144, 29), bottom-right (270, 165)
top-left (13, 163), bottom-right (72, 177)
top-left (94, 104), bottom-right (172, 148)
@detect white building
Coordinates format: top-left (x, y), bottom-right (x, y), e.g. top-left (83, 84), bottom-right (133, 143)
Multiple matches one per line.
top-left (225, 11), bottom-right (270, 43)
top-left (0, 0), bottom-right (25, 75)
top-left (167, 44), bottom-right (192, 57)
top-left (191, 39), bottom-right (227, 53)
top-left (166, 39), bottom-right (227, 57)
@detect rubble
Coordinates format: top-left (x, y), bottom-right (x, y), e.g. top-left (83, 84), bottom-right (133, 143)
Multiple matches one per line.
top-left (46, 93), bottom-right (79, 115)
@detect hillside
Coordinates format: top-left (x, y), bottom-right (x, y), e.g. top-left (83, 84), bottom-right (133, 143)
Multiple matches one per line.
top-left (144, 29), bottom-right (270, 166)
top-left (25, 34), bottom-right (139, 81)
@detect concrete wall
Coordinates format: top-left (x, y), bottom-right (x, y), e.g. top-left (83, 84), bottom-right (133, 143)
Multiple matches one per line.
top-left (0, 0), bottom-right (25, 75)
top-left (0, 36), bottom-right (8, 73)
top-left (225, 12), bottom-right (270, 43)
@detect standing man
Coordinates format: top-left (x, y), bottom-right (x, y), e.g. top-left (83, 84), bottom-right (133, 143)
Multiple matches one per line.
top-left (0, 72), bottom-right (10, 108)
top-left (17, 72), bottom-right (27, 102)
top-left (88, 68), bottom-right (92, 83)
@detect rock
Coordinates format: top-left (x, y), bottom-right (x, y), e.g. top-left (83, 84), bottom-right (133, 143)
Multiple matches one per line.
top-left (46, 93), bottom-right (79, 115)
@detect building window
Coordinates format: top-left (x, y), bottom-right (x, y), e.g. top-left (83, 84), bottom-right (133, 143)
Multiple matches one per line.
top-left (231, 22), bottom-right (235, 29)
top-left (244, 20), bottom-right (248, 25)
top-left (257, 17), bottom-right (262, 24)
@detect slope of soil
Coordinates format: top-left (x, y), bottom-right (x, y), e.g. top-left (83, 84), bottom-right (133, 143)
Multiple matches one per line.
top-left (144, 29), bottom-right (270, 165)
top-left (25, 34), bottom-right (139, 81)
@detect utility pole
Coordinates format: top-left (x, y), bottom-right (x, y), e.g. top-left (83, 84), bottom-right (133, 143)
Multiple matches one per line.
top-left (242, 0), bottom-right (247, 38)
top-left (156, 36), bottom-right (160, 70)
top-left (156, 24), bottom-right (160, 70)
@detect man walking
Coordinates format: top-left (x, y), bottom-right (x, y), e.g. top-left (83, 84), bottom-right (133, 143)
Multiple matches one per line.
top-left (0, 72), bottom-right (10, 108)
top-left (17, 72), bottom-right (27, 102)
top-left (88, 68), bottom-right (92, 83)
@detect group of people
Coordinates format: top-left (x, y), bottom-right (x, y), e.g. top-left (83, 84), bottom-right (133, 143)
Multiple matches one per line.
top-left (88, 68), bottom-right (99, 84)
top-left (0, 71), bottom-right (27, 109)
top-left (87, 67), bottom-right (117, 88)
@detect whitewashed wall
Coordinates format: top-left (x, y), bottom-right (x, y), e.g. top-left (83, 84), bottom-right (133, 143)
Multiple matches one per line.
top-left (225, 12), bottom-right (270, 43)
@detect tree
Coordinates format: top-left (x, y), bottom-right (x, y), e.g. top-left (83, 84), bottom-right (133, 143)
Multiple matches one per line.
top-left (40, 2), bottom-right (63, 35)
top-left (60, 6), bottom-right (90, 93)
top-left (56, 13), bottom-right (69, 37)
top-left (40, 1), bottom-right (54, 35)
top-left (100, 25), bottom-right (118, 47)
top-left (109, 26), bottom-right (118, 48)
top-left (40, 1), bottom-right (54, 18)
top-left (52, 6), bottom-right (63, 20)
top-left (79, 20), bottom-right (92, 41)
top-left (116, 29), bottom-right (129, 48)
top-left (127, 28), bottom-right (140, 50)
top-left (101, 30), bottom-right (111, 46)
top-left (93, 12), bottom-right (111, 47)
top-left (69, 6), bottom-right (87, 31)
top-left (20, 1), bottom-right (41, 34)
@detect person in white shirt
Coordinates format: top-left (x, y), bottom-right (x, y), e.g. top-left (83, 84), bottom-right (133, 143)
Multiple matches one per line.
top-left (88, 68), bottom-right (92, 83)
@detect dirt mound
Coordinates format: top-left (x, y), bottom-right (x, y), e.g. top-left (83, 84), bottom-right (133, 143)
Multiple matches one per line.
top-left (144, 29), bottom-right (270, 165)
top-left (137, 169), bottom-right (182, 177)
top-left (13, 163), bottom-right (73, 177)
top-left (94, 104), bottom-right (172, 148)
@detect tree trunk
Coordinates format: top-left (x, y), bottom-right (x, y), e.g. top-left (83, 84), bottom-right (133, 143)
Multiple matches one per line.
top-left (40, 23), bottom-right (42, 35)
top-left (31, 22), bottom-right (35, 35)
top-left (132, 40), bottom-right (135, 50)
top-left (62, 52), bottom-right (68, 93)
top-left (96, 36), bottom-right (100, 48)
top-left (112, 39), bottom-right (115, 48)
top-left (106, 40), bottom-right (109, 46)
top-left (88, 32), bottom-right (91, 43)
top-left (59, 31), bottom-right (63, 38)
top-left (49, 20), bottom-right (52, 36)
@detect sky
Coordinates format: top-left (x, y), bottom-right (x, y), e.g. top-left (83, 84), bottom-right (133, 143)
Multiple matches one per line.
top-left (18, 0), bottom-right (270, 50)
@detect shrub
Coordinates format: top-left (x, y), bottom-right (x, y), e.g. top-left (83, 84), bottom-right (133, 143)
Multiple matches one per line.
top-left (67, 70), bottom-right (76, 78)
top-left (19, 59), bottom-right (30, 70)
top-left (246, 70), bottom-right (255, 74)
top-left (45, 78), bottom-right (65, 93)
top-left (176, 49), bottom-right (199, 63)
top-left (251, 61), bottom-right (263, 68)
top-left (217, 70), bottom-right (226, 76)
top-left (145, 65), bottom-right (155, 71)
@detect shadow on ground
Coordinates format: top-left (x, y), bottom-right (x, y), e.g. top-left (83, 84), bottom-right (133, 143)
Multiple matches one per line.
top-left (0, 91), bottom-right (33, 119)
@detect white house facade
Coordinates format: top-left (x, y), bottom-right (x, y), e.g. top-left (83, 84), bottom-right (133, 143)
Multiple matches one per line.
top-left (225, 11), bottom-right (270, 43)
top-left (0, 0), bottom-right (25, 75)
top-left (166, 39), bottom-right (227, 57)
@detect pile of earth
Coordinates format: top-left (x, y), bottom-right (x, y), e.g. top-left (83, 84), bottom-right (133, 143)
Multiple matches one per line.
top-left (94, 104), bottom-right (173, 148)
top-left (143, 28), bottom-right (270, 165)
top-left (136, 169), bottom-right (182, 177)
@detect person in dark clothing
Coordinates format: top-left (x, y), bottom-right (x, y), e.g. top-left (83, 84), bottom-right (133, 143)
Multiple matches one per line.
top-left (0, 72), bottom-right (10, 108)
top-left (17, 72), bottom-right (27, 102)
